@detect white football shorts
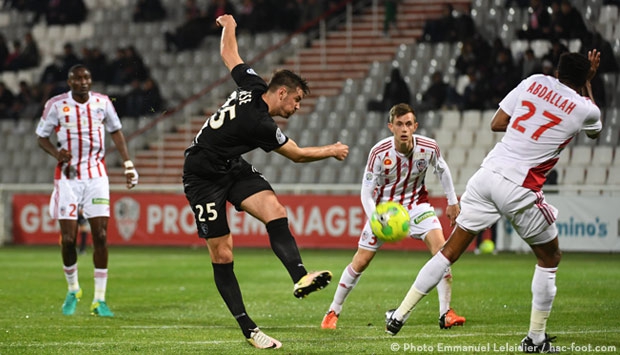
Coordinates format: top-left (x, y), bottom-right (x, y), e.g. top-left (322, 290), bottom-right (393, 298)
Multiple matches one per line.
top-left (457, 167), bottom-right (558, 245)
top-left (49, 176), bottom-right (110, 220)
top-left (359, 202), bottom-right (442, 252)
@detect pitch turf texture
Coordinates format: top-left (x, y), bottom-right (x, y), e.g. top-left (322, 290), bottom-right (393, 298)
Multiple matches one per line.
top-left (1, 247), bottom-right (618, 354)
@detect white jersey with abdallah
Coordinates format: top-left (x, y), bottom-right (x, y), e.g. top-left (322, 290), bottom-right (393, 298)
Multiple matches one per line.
top-left (482, 74), bottom-right (601, 192)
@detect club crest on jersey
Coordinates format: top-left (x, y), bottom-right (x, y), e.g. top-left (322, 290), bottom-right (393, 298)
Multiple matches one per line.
top-left (415, 159), bottom-right (427, 171)
top-left (62, 106), bottom-right (70, 113)
top-left (361, 229), bottom-right (373, 243)
top-left (93, 108), bottom-right (105, 121)
top-left (382, 157), bottom-right (394, 169)
top-left (275, 128), bottom-right (286, 144)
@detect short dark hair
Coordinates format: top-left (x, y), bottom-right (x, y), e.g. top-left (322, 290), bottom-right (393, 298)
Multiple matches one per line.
top-left (68, 64), bottom-right (89, 79)
top-left (557, 52), bottom-right (590, 88)
top-left (267, 69), bottom-right (310, 95)
top-left (388, 103), bottom-right (416, 123)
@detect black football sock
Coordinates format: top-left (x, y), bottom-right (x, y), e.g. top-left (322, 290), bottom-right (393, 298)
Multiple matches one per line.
top-left (266, 217), bottom-right (307, 283)
top-left (212, 262), bottom-right (257, 337)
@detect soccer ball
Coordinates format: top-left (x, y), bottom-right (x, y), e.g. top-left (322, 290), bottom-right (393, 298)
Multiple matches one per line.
top-left (480, 239), bottom-right (495, 254)
top-left (370, 201), bottom-right (410, 242)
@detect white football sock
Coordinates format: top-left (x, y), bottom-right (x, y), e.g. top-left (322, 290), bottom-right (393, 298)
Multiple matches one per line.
top-left (436, 267), bottom-right (453, 316)
top-left (329, 264), bottom-right (361, 315)
top-left (528, 264), bottom-right (557, 344)
top-left (63, 262), bottom-right (80, 292)
top-left (93, 268), bottom-right (108, 302)
top-left (394, 252), bottom-right (451, 320)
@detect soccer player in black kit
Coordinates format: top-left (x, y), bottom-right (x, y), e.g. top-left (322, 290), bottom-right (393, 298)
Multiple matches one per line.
top-left (183, 14), bottom-right (349, 349)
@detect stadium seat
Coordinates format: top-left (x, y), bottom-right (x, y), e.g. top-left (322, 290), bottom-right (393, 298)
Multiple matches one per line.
top-left (434, 131), bottom-right (455, 150)
top-left (298, 166), bottom-right (318, 184)
top-left (562, 166), bottom-right (585, 185)
top-left (296, 130), bottom-right (316, 147)
top-left (338, 165), bottom-right (359, 184)
top-left (419, 110), bottom-right (440, 130)
top-left (440, 110), bottom-right (461, 131)
top-left (569, 146), bottom-right (592, 166)
top-left (530, 40), bottom-right (552, 58)
top-left (584, 167), bottom-right (608, 185)
top-left (461, 110), bottom-right (482, 130)
top-left (467, 147), bottom-right (487, 166)
top-left (604, 107), bottom-right (618, 127)
top-left (475, 131), bottom-right (496, 150)
top-left (597, 126), bottom-right (619, 146)
top-left (453, 129), bottom-right (475, 148)
top-left (279, 165), bottom-right (300, 184)
top-left (607, 166), bottom-right (620, 185)
top-left (317, 129), bottom-right (337, 147)
top-left (591, 146), bottom-right (614, 167)
top-left (445, 147), bottom-right (466, 168)
top-left (457, 166), bottom-right (478, 186)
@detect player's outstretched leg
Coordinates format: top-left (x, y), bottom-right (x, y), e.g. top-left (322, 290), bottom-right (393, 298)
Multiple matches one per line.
top-left (439, 308), bottom-right (466, 329)
top-left (521, 333), bottom-right (558, 353)
top-left (321, 310), bottom-right (339, 329)
top-left (247, 328), bottom-right (282, 349)
top-left (385, 309), bottom-right (406, 335)
top-left (294, 270), bottom-right (332, 299)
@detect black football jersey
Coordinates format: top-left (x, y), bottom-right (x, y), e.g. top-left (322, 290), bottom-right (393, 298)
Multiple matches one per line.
top-left (187, 63), bottom-right (289, 162)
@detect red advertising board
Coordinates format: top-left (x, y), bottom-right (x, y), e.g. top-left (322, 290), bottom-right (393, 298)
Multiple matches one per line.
top-left (12, 193), bottom-right (462, 250)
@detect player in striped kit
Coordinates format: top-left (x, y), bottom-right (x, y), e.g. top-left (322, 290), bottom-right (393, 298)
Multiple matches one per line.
top-left (385, 51), bottom-right (602, 353)
top-left (321, 103), bottom-right (465, 330)
top-left (36, 64), bottom-right (139, 317)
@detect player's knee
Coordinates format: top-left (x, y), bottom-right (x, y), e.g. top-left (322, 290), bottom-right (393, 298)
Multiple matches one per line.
top-left (270, 202), bottom-right (287, 218)
top-left (61, 233), bottom-right (77, 246)
top-left (351, 250), bottom-right (374, 272)
top-left (549, 248), bottom-right (562, 267)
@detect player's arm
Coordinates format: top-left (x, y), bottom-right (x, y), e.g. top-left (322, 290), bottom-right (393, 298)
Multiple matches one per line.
top-left (434, 154), bottom-right (460, 226)
top-left (360, 153), bottom-right (381, 219)
top-left (490, 108), bottom-right (511, 132)
top-left (582, 49), bottom-right (600, 102)
top-left (360, 182), bottom-right (376, 220)
top-left (274, 138), bottom-right (349, 163)
top-left (110, 130), bottom-right (139, 189)
top-left (216, 14), bottom-right (243, 72)
top-left (37, 136), bottom-right (71, 163)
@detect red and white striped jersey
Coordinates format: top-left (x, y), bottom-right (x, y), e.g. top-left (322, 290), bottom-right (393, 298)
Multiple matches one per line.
top-left (361, 135), bottom-right (458, 218)
top-left (483, 74), bottom-right (602, 191)
top-left (35, 91), bottom-right (122, 180)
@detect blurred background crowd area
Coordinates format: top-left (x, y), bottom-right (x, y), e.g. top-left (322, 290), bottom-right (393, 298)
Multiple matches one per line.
top-left (0, 0), bottom-right (618, 186)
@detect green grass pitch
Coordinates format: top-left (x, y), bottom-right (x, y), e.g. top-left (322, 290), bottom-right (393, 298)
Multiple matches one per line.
top-left (0, 246), bottom-right (618, 354)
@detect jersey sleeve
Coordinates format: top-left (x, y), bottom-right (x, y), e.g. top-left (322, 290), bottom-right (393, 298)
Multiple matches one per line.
top-left (35, 101), bottom-right (59, 138)
top-left (360, 146), bottom-right (382, 219)
top-left (231, 63), bottom-right (268, 92)
top-left (431, 148), bottom-right (458, 205)
top-left (103, 96), bottom-right (123, 132)
top-left (582, 103), bottom-right (602, 135)
top-left (498, 76), bottom-right (530, 116)
top-left (252, 119), bottom-right (289, 152)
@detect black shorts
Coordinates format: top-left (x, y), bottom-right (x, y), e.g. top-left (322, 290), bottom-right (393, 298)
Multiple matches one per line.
top-left (183, 151), bottom-right (273, 239)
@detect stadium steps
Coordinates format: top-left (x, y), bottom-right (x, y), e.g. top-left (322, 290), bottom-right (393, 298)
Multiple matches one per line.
top-left (109, 0), bottom-right (465, 184)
